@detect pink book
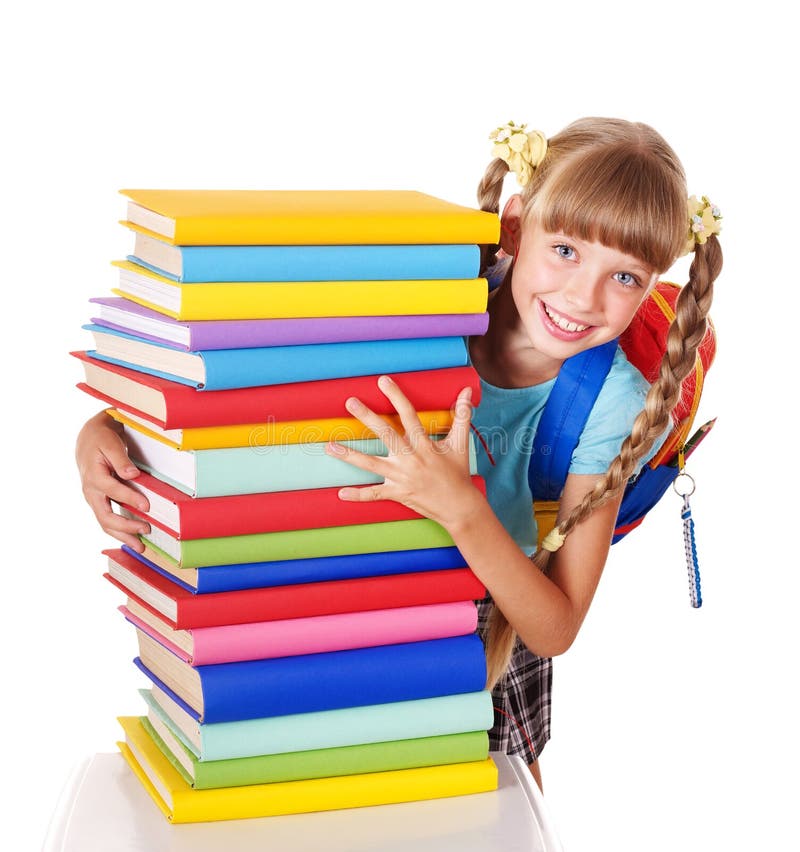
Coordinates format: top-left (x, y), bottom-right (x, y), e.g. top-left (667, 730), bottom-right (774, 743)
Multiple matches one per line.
top-left (120, 600), bottom-right (479, 665)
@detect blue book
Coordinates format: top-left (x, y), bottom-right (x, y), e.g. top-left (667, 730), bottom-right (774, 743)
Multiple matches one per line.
top-left (83, 324), bottom-right (468, 390)
top-left (123, 545), bottom-right (469, 593)
top-left (128, 232), bottom-right (481, 282)
top-left (134, 633), bottom-right (488, 723)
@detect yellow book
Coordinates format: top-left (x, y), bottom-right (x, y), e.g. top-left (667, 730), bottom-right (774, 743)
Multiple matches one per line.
top-left (121, 189), bottom-right (500, 246)
top-left (112, 260), bottom-right (488, 321)
top-left (118, 716), bottom-right (498, 824)
top-left (107, 406), bottom-right (454, 450)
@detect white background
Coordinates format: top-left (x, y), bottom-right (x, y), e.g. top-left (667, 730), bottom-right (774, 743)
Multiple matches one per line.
top-left (3, 1), bottom-right (798, 849)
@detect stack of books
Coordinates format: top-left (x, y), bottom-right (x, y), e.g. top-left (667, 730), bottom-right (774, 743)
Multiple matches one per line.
top-left (73, 189), bottom-right (502, 823)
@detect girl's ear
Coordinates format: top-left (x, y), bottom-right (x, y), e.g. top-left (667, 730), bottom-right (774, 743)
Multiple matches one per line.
top-left (499, 194), bottom-right (523, 256)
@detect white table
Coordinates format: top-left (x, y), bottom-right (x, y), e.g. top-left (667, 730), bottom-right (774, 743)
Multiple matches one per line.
top-left (43, 751), bottom-right (564, 851)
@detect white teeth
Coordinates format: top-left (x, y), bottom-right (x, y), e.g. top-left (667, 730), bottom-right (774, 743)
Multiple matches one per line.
top-left (544, 304), bottom-right (589, 332)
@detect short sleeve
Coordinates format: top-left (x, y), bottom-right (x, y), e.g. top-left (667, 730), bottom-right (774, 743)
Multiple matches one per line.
top-left (569, 347), bottom-right (668, 477)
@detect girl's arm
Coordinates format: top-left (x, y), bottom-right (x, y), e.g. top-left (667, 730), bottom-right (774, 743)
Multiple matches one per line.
top-left (75, 410), bottom-right (150, 551)
top-left (326, 376), bottom-right (620, 658)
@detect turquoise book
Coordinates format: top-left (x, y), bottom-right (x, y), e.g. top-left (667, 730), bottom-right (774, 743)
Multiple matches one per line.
top-left (139, 687), bottom-right (495, 762)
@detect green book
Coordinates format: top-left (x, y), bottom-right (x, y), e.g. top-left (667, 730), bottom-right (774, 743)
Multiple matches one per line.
top-left (142, 713), bottom-right (489, 790)
top-left (139, 517), bottom-right (456, 569)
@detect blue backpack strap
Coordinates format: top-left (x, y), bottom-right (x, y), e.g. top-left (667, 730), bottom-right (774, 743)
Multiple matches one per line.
top-left (529, 339), bottom-right (619, 500)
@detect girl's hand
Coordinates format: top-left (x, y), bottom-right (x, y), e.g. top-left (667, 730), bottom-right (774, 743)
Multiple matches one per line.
top-left (75, 411), bottom-right (150, 551)
top-left (325, 376), bottom-right (483, 531)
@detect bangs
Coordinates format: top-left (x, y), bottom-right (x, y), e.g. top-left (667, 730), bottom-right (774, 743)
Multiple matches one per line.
top-left (527, 144), bottom-right (686, 273)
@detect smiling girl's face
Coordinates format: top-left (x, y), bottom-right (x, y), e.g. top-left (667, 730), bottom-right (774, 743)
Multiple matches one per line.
top-left (507, 221), bottom-right (658, 368)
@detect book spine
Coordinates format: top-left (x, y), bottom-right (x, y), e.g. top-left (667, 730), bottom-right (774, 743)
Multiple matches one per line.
top-left (150, 244), bottom-right (482, 283)
top-left (188, 728), bottom-right (490, 789)
top-left (192, 690), bottom-right (496, 761)
top-left (73, 353), bottom-right (482, 429)
top-left (173, 634), bottom-right (488, 722)
top-left (131, 476), bottom-right (486, 540)
top-left (127, 600), bottom-right (478, 664)
top-left (188, 312), bottom-right (489, 350)
top-left (119, 715), bottom-right (498, 823)
top-left (175, 519), bottom-right (459, 570)
top-left (124, 544), bottom-right (468, 593)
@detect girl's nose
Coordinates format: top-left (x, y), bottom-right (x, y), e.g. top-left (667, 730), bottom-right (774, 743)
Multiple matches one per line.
top-left (563, 271), bottom-right (601, 312)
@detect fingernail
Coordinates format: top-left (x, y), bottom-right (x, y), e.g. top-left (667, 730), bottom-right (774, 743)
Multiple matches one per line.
top-left (378, 375), bottom-right (393, 389)
top-left (137, 501), bottom-right (149, 512)
top-left (327, 442), bottom-right (345, 456)
top-left (345, 397), bottom-right (361, 413)
top-left (124, 466), bottom-right (139, 476)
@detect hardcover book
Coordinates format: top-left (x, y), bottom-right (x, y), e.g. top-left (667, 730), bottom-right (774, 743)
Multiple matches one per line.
top-left (119, 425), bottom-right (478, 497)
top-left (72, 352), bottom-right (481, 430)
top-left (133, 629), bottom-right (488, 722)
top-left (127, 231), bottom-right (481, 282)
top-left (127, 543), bottom-right (468, 593)
top-left (142, 710), bottom-right (489, 790)
top-left (104, 548), bottom-right (486, 628)
top-left (121, 596), bottom-right (478, 665)
top-left (126, 514), bottom-right (458, 568)
top-left (90, 295), bottom-right (489, 350)
top-left (84, 323), bottom-right (469, 390)
top-left (112, 260), bottom-right (488, 321)
top-left (120, 189), bottom-right (500, 246)
top-left (141, 684), bottom-right (495, 762)
top-left (108, 405), bottom-right (453, 451)
top-left (118, 715), bottom-right (498, 823)
top-left (120, 470), bottom-right (485, 540)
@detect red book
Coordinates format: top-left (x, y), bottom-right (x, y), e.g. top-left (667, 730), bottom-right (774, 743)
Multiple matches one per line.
top-left (103, 548), bottom-right (486, 629)
top-left (123, 471), bottom-right (487, 540)
top-left (71, 351), bottom-right (481, 429)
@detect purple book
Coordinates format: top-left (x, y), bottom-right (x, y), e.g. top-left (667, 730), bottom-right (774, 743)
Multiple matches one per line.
top-left (89, 296), bottom-right (489, 351)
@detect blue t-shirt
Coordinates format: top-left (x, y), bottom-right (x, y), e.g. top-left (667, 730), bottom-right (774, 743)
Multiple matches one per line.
top-left (471, 346), bottom-right (660, 555)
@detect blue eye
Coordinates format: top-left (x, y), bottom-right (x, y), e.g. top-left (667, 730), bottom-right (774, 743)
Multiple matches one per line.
top-left (615, 272), bottom-right (640, 288)
top-left (555, 244), bottom-right (575, 259)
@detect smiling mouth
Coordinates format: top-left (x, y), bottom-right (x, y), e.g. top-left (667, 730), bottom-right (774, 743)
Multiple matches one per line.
top-left (543, 303), bottom-right (591, 333)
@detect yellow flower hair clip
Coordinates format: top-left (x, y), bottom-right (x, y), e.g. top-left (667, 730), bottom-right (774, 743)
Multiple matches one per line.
top-left (683, 195), bottom-right (722, 255)
top-left (489, 121), bottom-right (548, 187)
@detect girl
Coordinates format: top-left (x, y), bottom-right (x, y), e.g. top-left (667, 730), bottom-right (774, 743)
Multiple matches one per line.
top-left (75, 117), bottom-right (722, 789)
top-left (323, 117), bottom-right (722, 788)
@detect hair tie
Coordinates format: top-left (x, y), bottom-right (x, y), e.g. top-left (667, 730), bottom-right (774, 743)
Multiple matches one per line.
top-left (489, 121), bottom-right (547, 187)
top-left (682, 195), bottom-right (722, 255)
top-left (541, 527), bottom-right (566, 553)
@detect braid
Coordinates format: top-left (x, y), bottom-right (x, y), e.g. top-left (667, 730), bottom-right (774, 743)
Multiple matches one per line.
top-left (559, 235), bottom-right (720, 539)
top-left (477, 158), bottom-right (510, 214)
top-left (477, 158), bottom-right (510, 275)
top-left (484, 235), bottom-right (723, 690)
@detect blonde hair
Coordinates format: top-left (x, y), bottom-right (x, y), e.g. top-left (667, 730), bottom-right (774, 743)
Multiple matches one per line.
top-left (477, 118), bottom-right (723, 688)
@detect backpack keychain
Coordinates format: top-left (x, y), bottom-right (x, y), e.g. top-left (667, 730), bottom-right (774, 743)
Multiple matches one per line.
top-left (670, 419), bottom-right (715, 608)
top-left (673, 449), bottom-right (702, 608)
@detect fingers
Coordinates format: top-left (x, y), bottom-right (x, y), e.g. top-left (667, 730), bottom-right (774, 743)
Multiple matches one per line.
top-left (343, 395), bottom-right (406, 455)
top-left (448, 386), bottom-right (474, 455)
top-left (337, 484), bottom-right (388, 503)
top-left (325, 441), bottom-right (390, 477)
top-left (376, 375), bottom-right (427, 444)
top-left (83, 485), bottom-right (151, 552)
top-left (98, 435), bottom-right (141, 482)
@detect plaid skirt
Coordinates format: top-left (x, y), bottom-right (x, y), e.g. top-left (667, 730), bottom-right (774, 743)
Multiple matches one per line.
top-left (477, 598), bottom-right (552, 765)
